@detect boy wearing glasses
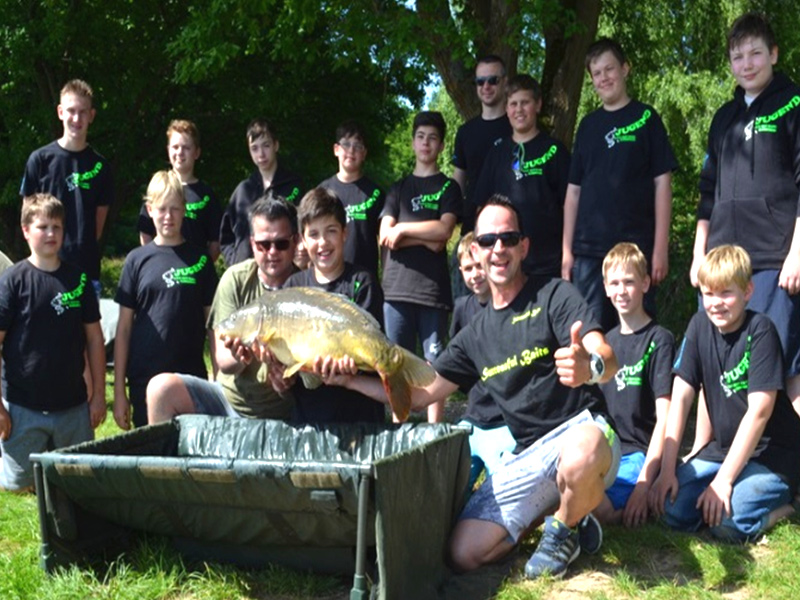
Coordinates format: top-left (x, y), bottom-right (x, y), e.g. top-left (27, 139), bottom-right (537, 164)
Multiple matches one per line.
top-left (452, 55), bottom-right (512, 234)
top-left (473, 74), bottom-right (570, 277)
top-left (319, 121), bottom-right (385, 278)
top-left (284, 188), bottom-right (385, 423)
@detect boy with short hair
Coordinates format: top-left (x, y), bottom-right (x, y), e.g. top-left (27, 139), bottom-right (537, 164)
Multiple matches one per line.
top-left (319, 120), bottom-right (385, 278)
top-left (473, 74), bottom-right (570, 277)
top-left (450, 230), bottom-right (516, 487)
top-left (138, 120), bottom-right (223, 262)
top-left (594, 242), bottom-right (674, 527)
top-left (284, 187), bottom-right (385, 424)
top-left (651, 245), bottom-right (800, 542)
top-left (20, 79), bottom-right (114, 294)
top-left (380, 111), bottom-right (460, 422)
top-left (220, 119), bottom-right (303, 266)
top-left (692, 13), bottom-right (800, 413)
top-left (0, 194), bottom-right (106, 492)
top-left (114, 171), bottom-right (218, 429)
top-left (563, 39), bottom-right (677, 331)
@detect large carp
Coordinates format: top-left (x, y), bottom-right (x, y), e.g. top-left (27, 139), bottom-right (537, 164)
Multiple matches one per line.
top-left (216, 287), bottom-right (435, 421)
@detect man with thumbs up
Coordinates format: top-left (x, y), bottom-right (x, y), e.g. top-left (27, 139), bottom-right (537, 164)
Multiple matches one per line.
top-left (324, 194), bottom-right (619, 580)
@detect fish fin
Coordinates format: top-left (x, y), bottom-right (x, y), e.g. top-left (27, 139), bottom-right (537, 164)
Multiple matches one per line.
top-left (400, 348), bottom-right (437, 386)
top-left (381, 370), bottom-right (412, 422)
top-left (299, 372), bottom-right (323, 389)
top-left (283, 361), bottom-right (305, 378)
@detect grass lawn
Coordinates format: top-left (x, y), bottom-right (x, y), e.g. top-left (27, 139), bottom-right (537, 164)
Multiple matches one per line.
top-left (3, 377), bottom-right (800, 599)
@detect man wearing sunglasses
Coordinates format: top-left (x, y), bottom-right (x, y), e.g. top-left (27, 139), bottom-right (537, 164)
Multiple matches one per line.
top-left (146, 195), bottom-right (300, 424)
top-left (451, 55), bottom-right (513, 235)
top-left (321, 195), bottom-right (619, 580)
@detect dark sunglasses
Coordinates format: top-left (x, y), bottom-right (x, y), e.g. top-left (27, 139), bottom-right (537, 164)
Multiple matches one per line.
top-left (474, 231), bottom-right (523, 248)
top-left (475, 75), bottom-right (501, 86)
top-left (253, 237), bottom-right (292, 252)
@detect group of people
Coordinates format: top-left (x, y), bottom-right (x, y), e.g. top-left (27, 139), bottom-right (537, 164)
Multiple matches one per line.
top-left (1, 10), bottom-right (800, 582)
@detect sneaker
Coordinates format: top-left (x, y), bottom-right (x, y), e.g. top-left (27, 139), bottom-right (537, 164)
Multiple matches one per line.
top-left (524, 516), bottom-right (580, 579)
top-left (578, 513), bottom-right (603, 554)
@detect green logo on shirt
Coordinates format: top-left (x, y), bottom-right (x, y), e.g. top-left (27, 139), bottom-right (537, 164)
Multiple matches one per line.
top-left (65, 162), bottom-right (104, 192)
top-left (285, 187), bottom-right (300, 203)
top-left (51, 273), bottom-right (87, 315)
top-left (746, 96), bottom-right (800, 138)
top-left (720, 336), bottom-right (751, 397)
top-left (605, 109), bottom-right (652, 147)
top-left (513, 144), bottom-right (558, 179)
top-left (185, 195), bottom-right (210, 220)
top-left (410, 180), bottom-right (452, 212)
top-left (162, 255), bottom-right (208, 288)
top-left (613, 340), bottom-right (656, 391)
top-left (346, 189), bottom-right (380, 222)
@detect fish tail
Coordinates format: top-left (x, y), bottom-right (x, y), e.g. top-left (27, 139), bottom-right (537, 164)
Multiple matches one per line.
top-left (400, 348), bottom-right (436, 386)
top-left (381, 371), bottom-right (412, 422)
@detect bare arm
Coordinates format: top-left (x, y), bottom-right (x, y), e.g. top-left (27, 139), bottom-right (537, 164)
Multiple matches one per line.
top-left (651, 172), bottom-right (672, 285)
top-left (685, 387), bottom-right (712, 460)
top-left (334, 369), bottom-right (459, 413)
top-left (207, 241), bottom-right (221, 264)
top-left (96, 205), bottom-right (109, 241)
top-left (690, 219), bottom-right (709, 288)
top-left (561, 184), bottom-right (580, 280)
top-left (84, 321), bottom-right (107, 428)
top-left (113, 306), bottom-right (134, 430)
top-left (779, 217), bottom-right (800, 295)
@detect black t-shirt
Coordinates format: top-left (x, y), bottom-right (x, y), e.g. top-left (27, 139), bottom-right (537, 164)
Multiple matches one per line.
top-left (20, 141), bottom-right (114, 280)
top-left (674, 310), bottom-right (800, 488)
top-left (451, 115), bottom-right (513, 233)
top-left (284, 264), bottom-right (385, 423)
top-left (600, 321), bottom-right (674, 454)
top-left (0, 260), bottom-right (100, 411)
top-left (138, 180), bottom-right (223, 252)
top-left (115, 242), bottom-right (218, 385)
top-left (380, 173), bottom-right (461, 310)
top-left (319, 175), bottom-right (384, 277)
top-left (450, 293), bottom-right (504, 428)
top-left (569, 100), bottom-right (678, 258)
top-left (435, 276), bottom-right (606, 450)
top-left (219, 166), bottom-right (303, 266)
top-left (473, 134), bottom-right (570, 276)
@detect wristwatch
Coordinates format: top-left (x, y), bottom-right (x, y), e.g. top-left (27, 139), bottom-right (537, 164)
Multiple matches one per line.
top-left (587, 352), bottom-right (605, 385)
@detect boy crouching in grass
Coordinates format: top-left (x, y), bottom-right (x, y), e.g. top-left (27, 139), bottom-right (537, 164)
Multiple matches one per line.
top-left (0, 194), bottom-right (106, 493)
top-left (651, 245), bottom-right (800, 542)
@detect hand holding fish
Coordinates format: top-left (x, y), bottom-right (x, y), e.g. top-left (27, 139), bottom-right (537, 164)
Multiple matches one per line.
top-left (310, 354), bottom-right (358, 386)
top-left (253, 344), bottom-right (297, 395)
top-left (221, 335), bottom-right (257, 367)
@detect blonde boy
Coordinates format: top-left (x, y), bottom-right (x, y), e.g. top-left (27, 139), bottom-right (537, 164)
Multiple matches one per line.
top-left (0, 194), bottom-right (106, 492)
top-left (593, 243), bottom-right (674, 527)
top-left (114, 171), bottom-right (217, 428)
top-left (651, 245), bottom-right (800, 542)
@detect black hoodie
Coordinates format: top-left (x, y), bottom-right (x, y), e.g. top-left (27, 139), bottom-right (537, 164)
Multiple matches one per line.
top-left (698, 72), bottom-right (800, 270)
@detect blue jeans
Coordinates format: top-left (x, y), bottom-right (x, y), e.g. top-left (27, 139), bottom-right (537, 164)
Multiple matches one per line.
top-left (663, 457), bottom-right (791, 542)
top-left (383, 301), bottom-right (448, 362)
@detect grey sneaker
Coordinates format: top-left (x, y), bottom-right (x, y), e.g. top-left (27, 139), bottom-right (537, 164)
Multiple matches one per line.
top-left (524, 516), bottom-right (580, 579)
top-left (578, 513), bottom-right (603, 554)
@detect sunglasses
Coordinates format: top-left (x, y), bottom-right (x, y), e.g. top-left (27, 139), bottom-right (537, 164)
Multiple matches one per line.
top-left (474, 231), bottom-right (524, 248)
top-left (253, 237), bottom-right (292, 252)
top-left (475, 75), bottom-right (501, 87)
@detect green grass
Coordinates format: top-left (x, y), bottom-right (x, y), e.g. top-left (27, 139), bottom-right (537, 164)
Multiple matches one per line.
top-left (3, 375), bottom-right (800, 598)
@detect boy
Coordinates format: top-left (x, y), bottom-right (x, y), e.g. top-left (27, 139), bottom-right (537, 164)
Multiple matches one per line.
top-left (595, 242), bottom-right (674, 527)
top-left (20, 79), bottom-right (114, 294)
top-left (319, 120), bottom-right (385, 278)
top-left (651, 245), bottom-right (800, 542)
top-left (380, 111), bottom-right (460, 422)
top-left (692, 13), bottom-right (800, 413)
top-left (138, 120), bottom-right (223, 262)
top-left (220, 119), bottom-right (303, 266)
top-left (473, 74), bottom-right (570, 277)
top-left (562, 39), bottom-right (677, 331)
top-left (0, 194), bottom-right (106, 492)
top-left (114, 171), bottom-right (218, 429)
top-left (450, 231), bottom-right (515, 487)
top-left (284, 187), bottom-right (384, 424)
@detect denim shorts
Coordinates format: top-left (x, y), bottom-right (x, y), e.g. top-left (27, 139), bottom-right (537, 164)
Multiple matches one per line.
top-left (178, 374), bottom-right (241, 418)
top-left (606, 451), bottom-right (646, 510)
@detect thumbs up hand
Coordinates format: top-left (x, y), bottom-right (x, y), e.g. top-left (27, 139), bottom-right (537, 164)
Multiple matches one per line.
top-left (553, 321), bottom-right (591, 387)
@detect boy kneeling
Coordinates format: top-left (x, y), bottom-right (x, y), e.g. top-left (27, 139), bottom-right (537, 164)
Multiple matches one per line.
top-left (651, 245), bottom-right (800, 541)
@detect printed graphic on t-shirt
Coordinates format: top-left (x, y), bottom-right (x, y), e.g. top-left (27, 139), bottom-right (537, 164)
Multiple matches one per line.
top-left (614, 340), bottom-right (656, 391)
top-left (185, 195), bottom-right (211, 220)
top-left (51, 273), bottom-right (87, 315)
top-left (285, 187), bottom-right (300, 203)
top-left (66, 161), bottom-right (104, 192)
top-left (605, 109), bottom-right (653, 148)
top-left (410, 180), bottom-right (452, 212)
top-left (512, 144), bottom-right (559, 180)
top-left (720, 335), bottom-right (751, 397)
top-left (346, 188), bottom-right (381, 222)
top-left (744, 95), bottom-right (800, 140)
top-left (162, 255), bottom-right (209, 288)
